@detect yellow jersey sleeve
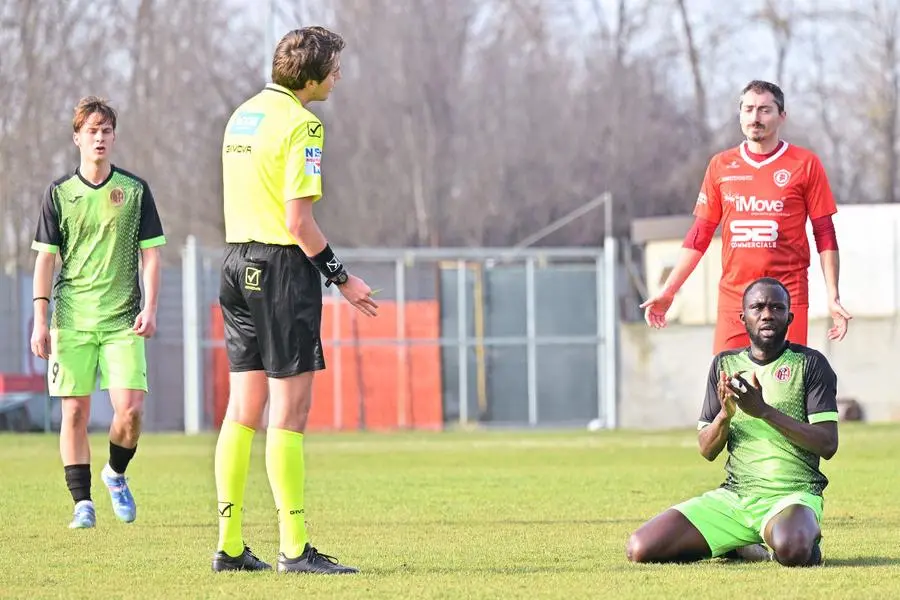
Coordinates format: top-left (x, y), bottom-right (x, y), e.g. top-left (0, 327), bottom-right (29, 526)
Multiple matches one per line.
top-left (284, 119), bottom-right (324, 203)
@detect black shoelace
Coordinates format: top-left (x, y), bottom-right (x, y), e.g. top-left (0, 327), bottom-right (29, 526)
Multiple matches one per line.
top-left (307, 547), bottom-right (339, 565)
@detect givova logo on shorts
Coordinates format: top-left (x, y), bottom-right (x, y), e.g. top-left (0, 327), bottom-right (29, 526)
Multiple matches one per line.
top-left (244, 266), bottom-right (262, 291)
top-left (729, 219), bottom-right (779, 248)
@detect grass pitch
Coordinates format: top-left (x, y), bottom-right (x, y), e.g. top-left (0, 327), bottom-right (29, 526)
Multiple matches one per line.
top-left (0, 423), bottom-right (898, 599)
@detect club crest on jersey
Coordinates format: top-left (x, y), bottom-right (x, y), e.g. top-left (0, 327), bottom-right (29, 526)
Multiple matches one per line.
top-left (109, 187), bottom-right (125, 207)
top-left (773, 169), bottom-right (791, 188)
top-left (774, 365), bottom-right (791, 382)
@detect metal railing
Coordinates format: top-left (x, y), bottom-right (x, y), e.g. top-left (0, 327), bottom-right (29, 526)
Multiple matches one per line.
top-left (181, 240), bottom-right (620, 432)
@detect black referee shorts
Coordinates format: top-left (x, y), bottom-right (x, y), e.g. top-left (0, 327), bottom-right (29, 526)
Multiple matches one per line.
top-left (219, 242), bottom-right (325, 378)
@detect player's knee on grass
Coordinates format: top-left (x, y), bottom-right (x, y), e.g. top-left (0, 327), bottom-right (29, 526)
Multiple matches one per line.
top-left (626, 531), bottom-right (686, 564)
top-left (770, 526), bottom-right (819, 567)
top-left (626, 508), bottom-right (712, 564)
top-left (625, 532), bottom-right (649, 563)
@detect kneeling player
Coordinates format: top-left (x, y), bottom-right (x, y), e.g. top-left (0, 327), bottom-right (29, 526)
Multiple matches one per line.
top-left (626, 278), bottom-right (839, 567)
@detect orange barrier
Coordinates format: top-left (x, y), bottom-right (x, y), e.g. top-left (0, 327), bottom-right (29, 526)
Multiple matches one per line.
top-left (0, 374), bottom-right (45, 394)
top-left (208, 304), bottom-right (228, 429)
top-left (207, 299), bottom-right (444, 431)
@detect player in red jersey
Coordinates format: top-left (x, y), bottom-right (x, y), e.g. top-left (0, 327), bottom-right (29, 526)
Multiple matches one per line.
top-left (641, 80), bottom-right (852, 353)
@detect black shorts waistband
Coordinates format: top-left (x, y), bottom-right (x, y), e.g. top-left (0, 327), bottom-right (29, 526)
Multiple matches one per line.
top-left (226, 241), bottom-right (304, 256)
top-left (227, 241), bottom-right (298, 249)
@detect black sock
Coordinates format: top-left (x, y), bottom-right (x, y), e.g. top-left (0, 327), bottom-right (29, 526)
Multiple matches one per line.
top-left (109, 442), bottom-right (137, 475)
top-left (64, 464), bottom-right (92, 504)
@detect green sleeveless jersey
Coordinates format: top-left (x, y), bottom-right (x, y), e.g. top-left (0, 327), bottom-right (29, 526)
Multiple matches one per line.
top-left (32, 166), bottom-right (166, 331)
top-left (698, 343), bottom-right (839, 496)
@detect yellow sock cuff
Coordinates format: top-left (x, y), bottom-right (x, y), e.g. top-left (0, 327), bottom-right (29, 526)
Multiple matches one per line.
top-left (224, 420), bottom-right (256, 435)
top-left (267, 427), bottom-right (303, 442)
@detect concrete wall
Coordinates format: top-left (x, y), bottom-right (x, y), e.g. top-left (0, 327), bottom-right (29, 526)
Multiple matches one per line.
top-left (619, 316), bottom-right (900, 430)
top-left (641, 204), bottom-right (900, 325)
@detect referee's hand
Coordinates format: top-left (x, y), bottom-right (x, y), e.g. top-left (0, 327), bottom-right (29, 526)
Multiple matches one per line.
top-left (339, 274), bottom-right (379, 317)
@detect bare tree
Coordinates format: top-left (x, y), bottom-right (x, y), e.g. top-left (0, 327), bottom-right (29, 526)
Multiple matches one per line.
top-left (755, 0), bottom-right (795, 86)
top-left (805, 27), bottom-right (854, 202)
top-left (829, 0), bottom-right (900, 204)
top-left (1, 0), bottom-right (124, 269)
top-left (674, 0), bottom-right (711, 145)
top-left (4, 0), bottom-right (896, 263)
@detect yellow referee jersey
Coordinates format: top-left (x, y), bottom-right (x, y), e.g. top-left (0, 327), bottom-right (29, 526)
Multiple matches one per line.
top-left (222, 83), bottom-right (325, 245)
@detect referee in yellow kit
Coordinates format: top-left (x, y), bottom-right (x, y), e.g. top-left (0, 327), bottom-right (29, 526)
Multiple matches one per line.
top-left (211, 26), bottom-right (377, 575)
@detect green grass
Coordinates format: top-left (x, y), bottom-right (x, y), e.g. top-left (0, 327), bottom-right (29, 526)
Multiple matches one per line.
top-left (1, 423), bottom-right (898, 599)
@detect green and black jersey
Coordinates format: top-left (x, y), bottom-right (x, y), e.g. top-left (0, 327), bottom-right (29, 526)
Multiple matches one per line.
top-left (32, 166), bottom-right (166, 331)
top-left (699, 343), bottom-right (839, 497)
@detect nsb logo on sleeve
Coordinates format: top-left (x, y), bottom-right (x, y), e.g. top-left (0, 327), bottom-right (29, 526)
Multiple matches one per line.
top-left (305, 147), bottom-right (322, 176)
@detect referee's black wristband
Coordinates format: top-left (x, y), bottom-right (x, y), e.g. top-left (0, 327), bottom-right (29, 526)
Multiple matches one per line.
top-left (308, 244), bottom-right (346, 285)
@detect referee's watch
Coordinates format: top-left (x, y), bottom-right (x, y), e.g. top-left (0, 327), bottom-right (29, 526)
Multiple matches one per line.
top-left (329, 271), bottom-right (349, 286)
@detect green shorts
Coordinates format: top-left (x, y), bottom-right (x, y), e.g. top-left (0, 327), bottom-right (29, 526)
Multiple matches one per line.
top-left (48, 329), bottom-right (147, 396)
top-left (673, 487), bottom-right (824, 557)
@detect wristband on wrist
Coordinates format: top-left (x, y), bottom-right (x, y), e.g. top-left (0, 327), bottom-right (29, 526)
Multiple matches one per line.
top-left (33, 296), bottom-right (51, 303)
top-left (308, 244), bottom-right (347, 286)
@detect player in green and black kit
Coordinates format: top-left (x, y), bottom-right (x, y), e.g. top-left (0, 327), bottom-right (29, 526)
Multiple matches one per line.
top-left (30, 96), bottom-right (166, 529)
top-left (626, 277), bottom-right (839, 567)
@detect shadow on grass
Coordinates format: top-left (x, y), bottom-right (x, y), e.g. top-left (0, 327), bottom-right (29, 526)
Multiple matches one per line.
top-left (824, 556), bottom-right (900, 568)
top-left (151, 518), bottom-right (645, 529)
top-left (715, 556), bottom-right (900, 568)
top-left (364, 564), bottom-right (596, 576)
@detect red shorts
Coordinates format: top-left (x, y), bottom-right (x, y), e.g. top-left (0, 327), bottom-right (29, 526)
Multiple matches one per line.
top-left (713, 305), bottom-right (809, 354)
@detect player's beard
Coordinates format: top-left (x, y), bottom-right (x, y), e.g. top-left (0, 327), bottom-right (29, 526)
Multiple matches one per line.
top-left (749, 325), bottom-right (787, 353)
top-left (746, 123), bottom-right (766, 142)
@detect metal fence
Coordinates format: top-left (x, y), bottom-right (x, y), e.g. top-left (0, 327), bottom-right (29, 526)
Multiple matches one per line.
top-left (182, 237), bottom-right (619, 433)
top-left (0, 239), bottom-right (619, 432)
top-left (0, 273), bottom-right (25, 374)
top-left (7, 203), bottom-right (900, 432)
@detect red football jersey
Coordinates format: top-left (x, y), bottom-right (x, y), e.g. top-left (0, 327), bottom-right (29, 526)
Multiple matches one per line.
top-left (693, 141), bottom-right (837, 311)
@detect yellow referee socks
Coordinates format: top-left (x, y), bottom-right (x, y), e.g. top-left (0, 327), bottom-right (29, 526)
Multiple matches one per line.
top-left (265, 428), bottom-right (309, 558)
top-left (215, 420), bottom-right (255, 557)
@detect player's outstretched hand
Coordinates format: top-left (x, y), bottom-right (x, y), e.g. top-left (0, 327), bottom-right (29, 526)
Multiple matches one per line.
top-left (717, 371), bottom-right (737, 420)
top-left (133, 308), bottom-right (157, 338)
top-left (339, 274), bottom-right (379, 317)
top-left (827, 298), bottom-right (852, 341)
top-left (639, 291), bottom-right (674, 329)
top-left (31, 322), bottom-right (51, 359)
